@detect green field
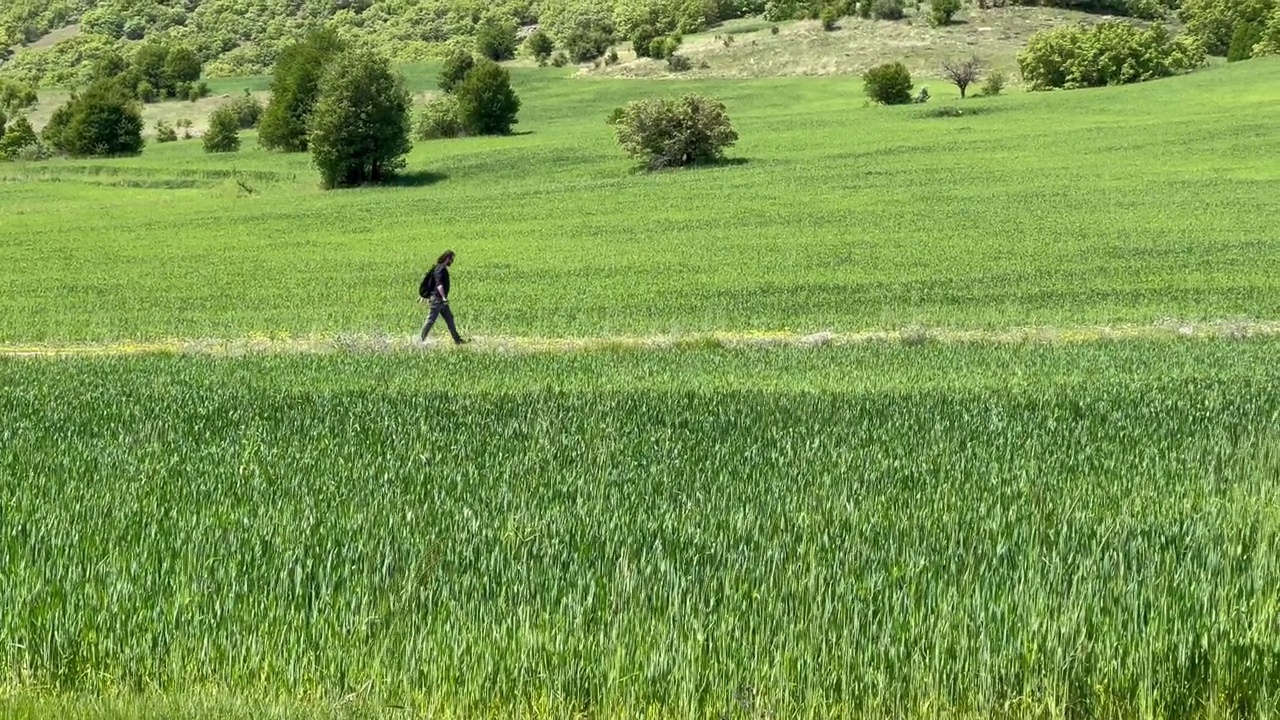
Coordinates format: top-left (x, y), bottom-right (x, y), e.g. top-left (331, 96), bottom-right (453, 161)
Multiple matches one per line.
top-left (2, 59), bottom-right (1278, 344)
top-left (3, 48), bottom-right (1280, 720)
top-left (3, 343), bottom-right (1280, 718)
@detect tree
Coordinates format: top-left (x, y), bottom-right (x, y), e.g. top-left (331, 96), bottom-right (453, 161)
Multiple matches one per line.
top-left (930, 0), bottom-right (962, 25)
top-left (613, 94), bottom-right (738, 171)
top-left (632, 24), bottom-right (662, 57)
top-left (454, 59), bottom-right (521, 136)
top-left (43, 80), bottom-right (144, 158)
top-left (941, 55), bottom-right (982, 98)
top-left (1227, 21), bottom-right (1264, 60)
top-left (163, 46), bottom-right (203, 91)
top-left (0, 79), bottom-right (38, 114)
top-left (526, 30), bottom-right (555, 64)
top-left (863, 62), bottom-right (913, 104)
top-left (0, 116), bottom-right (40, 160)
top-left (308, 49), bottom-right (412, 189)
top-left (476, 19), bottom-right (518, 61)
top-left (438, 50), bottom-right (476, 93)
top-left (1179, 0), bottom-right (1275, 56)
top-left (259, 29), bottom-right (346, 152)
top-left (1254, 8), bottom-right (1280, 56)
top-left (130, 42), bottom-right (171, 97)
top-left (203, 106), bottom-right (241, 153)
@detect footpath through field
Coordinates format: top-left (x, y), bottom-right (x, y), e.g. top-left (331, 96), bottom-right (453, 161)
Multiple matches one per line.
top-left (3, 320), bottom-right (1279, 358)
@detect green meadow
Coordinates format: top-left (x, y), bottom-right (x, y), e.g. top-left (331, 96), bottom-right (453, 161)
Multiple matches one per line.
top-left (3, 47), bottom-right (1280, 720)
top-left (3, 343), bottom-right (1280, 718)
top-left (1, 59), bottom-right (1278, 343)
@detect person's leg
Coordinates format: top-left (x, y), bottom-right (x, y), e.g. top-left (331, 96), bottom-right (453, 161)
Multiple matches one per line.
top-left (419, 304), bottom-right (441, 341)
top-left (440, 304), bottom-right (464, 344)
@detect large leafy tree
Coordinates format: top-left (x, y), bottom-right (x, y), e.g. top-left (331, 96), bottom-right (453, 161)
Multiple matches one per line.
top-left (308, 49), bottom-right (412, 189)
top-left (259, 28), bottom-right (346, 152)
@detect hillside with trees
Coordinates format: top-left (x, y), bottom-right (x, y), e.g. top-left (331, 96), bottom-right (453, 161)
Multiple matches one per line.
top-left (2, 0), bottom-right (1277, 88)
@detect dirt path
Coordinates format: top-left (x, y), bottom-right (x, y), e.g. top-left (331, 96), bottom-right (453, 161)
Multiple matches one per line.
top-left (2, 320), bottom-right (1278, 359)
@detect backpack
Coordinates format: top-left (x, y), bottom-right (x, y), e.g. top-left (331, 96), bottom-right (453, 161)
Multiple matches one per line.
top-left (418, 266), bottom-right (436, 299)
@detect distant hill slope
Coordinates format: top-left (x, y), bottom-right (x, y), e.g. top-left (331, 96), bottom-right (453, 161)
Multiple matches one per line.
top-left (3, 0), bottom-right (1271, 88)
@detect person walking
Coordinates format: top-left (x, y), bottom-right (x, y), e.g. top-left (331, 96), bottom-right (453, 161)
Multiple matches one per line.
top-left (418, 250), bottom-right (466, 345)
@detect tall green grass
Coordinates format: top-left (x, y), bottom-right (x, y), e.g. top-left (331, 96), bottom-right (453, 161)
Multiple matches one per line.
top-left (3, 341), bottom-right (1279, 718)
top-left (1, 59), bottom-right (1278, 342)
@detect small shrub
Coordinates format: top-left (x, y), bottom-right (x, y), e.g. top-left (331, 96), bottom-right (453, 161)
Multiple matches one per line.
top-left (633, 25), bottom-right (662, 57)
top-left (438, 50), bottom-right (476, 93)
top-left (155, 120), bottom-right (178, 143)
top-left (417, 94), bottom-right (464, 139)
top-left (763, 0), bottom-right (793, 21)
top-left (606, 47), bottom-right (620, 65)
top-left (605, 106), bottom-right (625, 125)
top-left (176, 118), bottom-right (194, 139)
top-left (0, 79), bottom-right (39, 114)
top-left (454, 58), bottom-right (521, 136)
top-left (930, 0), bottom-right (961, 26)
top-left (0, 116), bottom-right (40, 160)
top-left (551, 51), bottom-right (570, 67)
top-left (668, 53), bottom-right (693, 71)
top-left (770, 24), bottom-right (781, 34)
top-left (188, 81), bottom-right (211, 101)
top-left (228, 90), bottom-right (264, 129)
top-left (872, 0), bottom-right (905, 20)
top-left (863, 61), bottom-right (913, 104)
top-left (12, 141), bottom-right (52, 162)
top-left (648, 35), bottom-right (682, 59)
top-left (981, 69), bottom-right (1006, 96)
top-left (43, 81), bottom-right (144, 158)
top-left (526, 30), bottom-right (555, 64)
top-left (613, 94), bottom-right (738, 171)
top-left (136, 80), bottom-right (158, 104)
top-left (856, 0), bottom-right (873, 18)
top-left (564, 28), bottom-right (613, 62)
top-left (203, 106), bottom-right (241, 153)
top-left (821, 5), bottom-right (840, 30)
top-left (475, 19), bottom-right (518, 61)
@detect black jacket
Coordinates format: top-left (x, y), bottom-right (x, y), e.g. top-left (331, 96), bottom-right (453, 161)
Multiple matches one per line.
top-left (430, 263), bottom-right (450, 300)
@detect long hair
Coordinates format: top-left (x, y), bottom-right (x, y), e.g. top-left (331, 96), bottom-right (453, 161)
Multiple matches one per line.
top-left (436, 250), bottom-right (455, 266)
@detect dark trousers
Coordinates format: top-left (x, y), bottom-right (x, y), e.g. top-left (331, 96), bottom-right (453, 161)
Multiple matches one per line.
top-left (420, 301), bottom-right (463, 343)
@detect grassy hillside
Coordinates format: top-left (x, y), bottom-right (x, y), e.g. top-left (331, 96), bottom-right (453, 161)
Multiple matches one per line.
top-left (3, 17), bottom-right (1280, 720)
top-left (1, 0), bottom-right (1191, 87)
top-left (1, 58), bottom-right (1277, 344)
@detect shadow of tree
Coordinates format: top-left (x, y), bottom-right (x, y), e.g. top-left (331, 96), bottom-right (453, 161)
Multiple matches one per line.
top-left (386, 170), bottom-right (449, 188)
